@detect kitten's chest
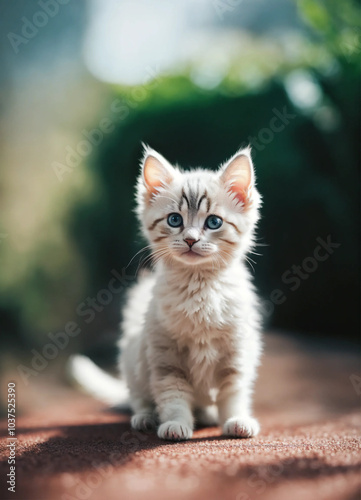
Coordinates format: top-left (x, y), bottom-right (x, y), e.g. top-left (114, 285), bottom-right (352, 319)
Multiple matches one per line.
top-left (158, 274), bottom-right (234, 338)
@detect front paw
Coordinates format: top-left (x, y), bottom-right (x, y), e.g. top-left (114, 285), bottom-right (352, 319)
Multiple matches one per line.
top-left (157, 421), bottom-right (193, 441)
top-left (223, 416), bottom-right (260, 438)
top-left (131, 413), bottom-right (157, 432)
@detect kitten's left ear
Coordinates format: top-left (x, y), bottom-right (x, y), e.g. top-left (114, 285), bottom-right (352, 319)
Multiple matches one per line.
top-left (219, 147), bottom-right (255, 210)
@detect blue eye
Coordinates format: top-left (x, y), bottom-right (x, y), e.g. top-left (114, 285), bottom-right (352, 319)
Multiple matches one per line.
top-left (205, 215), bottom-right (223, 230)
top-left (167, 213), bottom-right (183, 227)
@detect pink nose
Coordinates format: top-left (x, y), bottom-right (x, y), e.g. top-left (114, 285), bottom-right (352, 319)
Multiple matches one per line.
top-left (184, 238), bottom-right (198, 248)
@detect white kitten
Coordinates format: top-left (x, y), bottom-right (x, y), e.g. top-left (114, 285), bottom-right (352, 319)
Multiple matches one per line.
top-left (120, 145), bottom-right (262, 440)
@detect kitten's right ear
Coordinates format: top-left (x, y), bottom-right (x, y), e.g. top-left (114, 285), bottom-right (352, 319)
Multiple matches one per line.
top-left (141, 145), bottom-right (175, 197)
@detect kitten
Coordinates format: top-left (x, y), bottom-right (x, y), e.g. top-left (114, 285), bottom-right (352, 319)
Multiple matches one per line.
top-left (119, 145), bottom-right (262, 440)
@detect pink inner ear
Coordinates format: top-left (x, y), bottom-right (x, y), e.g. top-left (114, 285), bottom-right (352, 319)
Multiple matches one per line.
top-left (221, 154), bottom-right (252, 208)
top-left (143, 156), bottom-right (171, 194)
top-left (228, 180), bottom-right (248, 205)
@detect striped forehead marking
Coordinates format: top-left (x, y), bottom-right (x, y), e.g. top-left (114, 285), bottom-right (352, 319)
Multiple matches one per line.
top-left (178, 180), bottom-right (211, 214)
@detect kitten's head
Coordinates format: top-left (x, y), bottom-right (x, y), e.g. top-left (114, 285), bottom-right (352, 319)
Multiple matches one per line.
top-left (136, 145), bottom-right (261, 269)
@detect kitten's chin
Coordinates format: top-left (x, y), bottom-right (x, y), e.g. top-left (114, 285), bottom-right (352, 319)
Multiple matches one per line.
top-left (171, 250), bottom-right (214, 267)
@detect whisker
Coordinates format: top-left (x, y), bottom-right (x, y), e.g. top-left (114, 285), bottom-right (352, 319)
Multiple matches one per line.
top-left (126, 244), bottom-right (153, 269)
top-left (254, 242), bottom-right (269, 247)
top-left (142, 247), bottom-right (169, 269)
top-left (245, 256), bottom-right (256, 274)
top-left (134, 244), bottom-right (165, 275)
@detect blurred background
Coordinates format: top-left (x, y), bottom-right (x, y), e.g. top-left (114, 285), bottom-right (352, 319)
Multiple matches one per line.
top-left (0, 0), bottom-right (360, 392)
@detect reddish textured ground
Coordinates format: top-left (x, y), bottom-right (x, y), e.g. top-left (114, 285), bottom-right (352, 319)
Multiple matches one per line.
top-left (0, 331), bottom-right (360, 500)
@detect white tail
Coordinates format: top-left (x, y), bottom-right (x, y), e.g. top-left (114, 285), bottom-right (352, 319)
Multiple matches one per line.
top-left (67, 354), bottom-right (129, 406)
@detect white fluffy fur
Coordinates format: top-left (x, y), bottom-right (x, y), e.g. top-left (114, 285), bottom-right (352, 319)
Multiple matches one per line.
top-left (119, 145), bottom-right (263, 440)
